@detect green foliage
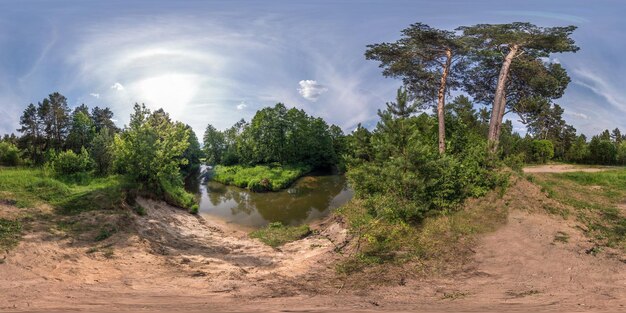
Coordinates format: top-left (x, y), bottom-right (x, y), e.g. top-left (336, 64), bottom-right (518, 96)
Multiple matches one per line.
top-left (65, 109), bottom-right (95, 153)
top-left (347, 97), bottom-right (506, 223)
top-left (113, 104), bottom-right (196, 209)
top-left (0, 141), bottom-right (21, 166)
top-left (212, 164), bottom-right (312, 191)
top-left (0, 218), bottom-right (22, 250)
top-left (90, 128), bottom-right (114, 175)
top-left (203, 103), bottom-right (342, 169)
top-left (530, 139), bottom-right (554, 163)
top-left (250, 222), bottom-right (311, 247)
top-left (50, 147), bottom-right (93, 177)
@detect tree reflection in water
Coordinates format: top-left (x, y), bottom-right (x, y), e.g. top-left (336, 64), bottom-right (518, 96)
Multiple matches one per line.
top-left (194, 174), bottom-right (353, 228)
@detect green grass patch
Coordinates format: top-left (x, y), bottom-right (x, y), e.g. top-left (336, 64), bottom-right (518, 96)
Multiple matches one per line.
top-left (250, 222), bottom-right (311, 247)
top-left (0, 167), bottom-right (125, 215)
top-left (533, 168), bottom-right (626, 252)
top-left (212, 163), bottom-right (312, 191)
top-left (0, 218), bottom-right (21, 250)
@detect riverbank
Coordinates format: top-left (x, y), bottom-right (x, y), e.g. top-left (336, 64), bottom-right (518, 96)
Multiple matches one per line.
top-left (1, 171), bottom-right (625, 312)
top-left (211, 164), bottom-right (312, 191)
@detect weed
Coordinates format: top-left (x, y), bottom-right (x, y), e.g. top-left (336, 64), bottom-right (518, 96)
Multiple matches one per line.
top-left (102, 248), bottom-right (115, 259)
top-left (250, 222), bottom-right (311, 247)
top-left (0, 218), bottom-right (21, 250)
top-left (94, 224), bottom-right (117, 241)
top-left (133, 205), bottom-right (146, 216)
top-left (506, 289), bottom-right (541, 298)
top-left (441, 291), bottom-right (468, 300)
top-left (553, 231), bottom-right (569, 243)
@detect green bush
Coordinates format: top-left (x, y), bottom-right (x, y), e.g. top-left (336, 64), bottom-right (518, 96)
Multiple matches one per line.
top-left (530, 140), bottom-right (554, 164)
top-left (0, 142), bottom-right (21, 166)
top-left (50, 148), bottom-right (93, 177)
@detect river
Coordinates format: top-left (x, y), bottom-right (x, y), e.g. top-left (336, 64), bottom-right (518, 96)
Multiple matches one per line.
top-left (186, 167), bottom-right (354, 230)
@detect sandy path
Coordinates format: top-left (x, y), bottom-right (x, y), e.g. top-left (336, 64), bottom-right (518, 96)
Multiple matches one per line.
top-left (1, 185), bottom-right (625, 312)
top-left (523, 164), bottom-right (619, 173)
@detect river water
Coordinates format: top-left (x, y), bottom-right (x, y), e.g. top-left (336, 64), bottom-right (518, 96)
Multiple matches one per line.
top-left (186, 168), bottom-right (354, 230)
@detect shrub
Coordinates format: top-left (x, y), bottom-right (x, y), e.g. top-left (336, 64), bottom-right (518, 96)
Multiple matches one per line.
top-left (50, 148), bottom-right (93, 176)
top-left (0, 142), bottom-right (21, 166)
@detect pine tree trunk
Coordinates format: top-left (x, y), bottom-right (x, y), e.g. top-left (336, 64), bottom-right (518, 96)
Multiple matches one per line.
top-left (488, 44), bottom-right (519, 153)
top-left (437, 49), bottom-right (452, 154)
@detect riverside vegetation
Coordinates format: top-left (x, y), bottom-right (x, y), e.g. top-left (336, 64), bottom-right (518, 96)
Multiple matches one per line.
top-left (0, 21), bottom-right (624, 278)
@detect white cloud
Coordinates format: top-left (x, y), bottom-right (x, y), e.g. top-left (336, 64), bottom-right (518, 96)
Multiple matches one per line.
top-left (573, 68), bottom-right (626, 113)
top-left (297, 80), bottom-right (328, 102)
top-left (236, 101), bottom-right (247, 110)
top-left (566, 111), bottom-right (589, 119)
top-left (89, 93), bottom-right (100, 98)
top-left (110, 82), bottom-right (125, 91)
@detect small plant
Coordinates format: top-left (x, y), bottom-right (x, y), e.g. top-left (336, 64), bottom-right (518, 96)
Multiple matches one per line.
top-left (94, 224), bottom-right (117, 242)
top-left (189, 204), bottom-right (199, 214)
top-left (553, 231), bottom-right (569, 243)
top-left (0, 218), bottom-right (22, 250)
top-left (250, 222), bottom-right (311, 247)
top-left (133, 205), bottom-right (147, 216)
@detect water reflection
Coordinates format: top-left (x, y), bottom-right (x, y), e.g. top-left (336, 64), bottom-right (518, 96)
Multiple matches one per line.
top-left (190, 169), bottom-right (353, 229)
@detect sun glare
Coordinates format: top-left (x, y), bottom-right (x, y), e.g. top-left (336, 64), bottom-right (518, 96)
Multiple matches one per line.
top-left (136, 74), bottom-right (199, 117)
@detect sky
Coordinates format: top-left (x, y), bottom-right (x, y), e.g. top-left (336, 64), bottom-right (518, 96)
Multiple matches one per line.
top-left (0, 0), bottom-right (624, 138)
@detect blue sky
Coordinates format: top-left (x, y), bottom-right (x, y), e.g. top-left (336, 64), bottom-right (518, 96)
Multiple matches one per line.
top-left (0, 0), bottom-right (624, 138)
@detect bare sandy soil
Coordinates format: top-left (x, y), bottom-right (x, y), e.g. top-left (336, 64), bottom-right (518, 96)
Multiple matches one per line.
top-left (523, 164), bottom-right (618, 173)
top-left (1, 174), bottom-right (625, 312)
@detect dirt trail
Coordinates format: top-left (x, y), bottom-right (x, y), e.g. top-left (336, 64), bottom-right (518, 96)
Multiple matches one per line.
top-left (1, 183), bottom-right (625, 312)
top-left (523, 164), bottom-right (618, 173)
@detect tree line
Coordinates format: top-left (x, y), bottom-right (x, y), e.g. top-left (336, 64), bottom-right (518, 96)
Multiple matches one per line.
top-left (203, 103), bottom-right (345, 169)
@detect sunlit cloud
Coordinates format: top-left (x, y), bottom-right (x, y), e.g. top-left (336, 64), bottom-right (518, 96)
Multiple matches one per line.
top-left (298, 80), bottom-right (328, 102)
top-left (237, 101), bottom-right (247, 110)
top-left (110, 82), bottom-right (125, 91)
top-left (89, 93), bottom-right (100, 98)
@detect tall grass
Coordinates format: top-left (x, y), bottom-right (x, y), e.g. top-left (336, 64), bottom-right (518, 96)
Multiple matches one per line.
top-left (212, 163), bottom-right (312, 191)
top-left (0, 167), bottom-right (125, 214)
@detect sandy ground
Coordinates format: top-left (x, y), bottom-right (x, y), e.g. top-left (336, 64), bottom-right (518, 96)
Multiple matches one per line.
top-left (1, 174), bottom-right (625, 312)
top-left (523, 164), bottom-right (619, 173)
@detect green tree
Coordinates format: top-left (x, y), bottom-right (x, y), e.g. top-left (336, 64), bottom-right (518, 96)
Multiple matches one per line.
top-left (66, 109), bottom-right (95, 153)
top-left (366, 23), bottom-right (465, 154)
top-left (0, 142), bottom-right (21, 166)
top-left (90, 128), bottom-right (114, 175)
top-left (38, 92), bottom-right (71, 150)
top-left (203, 124), bottom-right (225, 165)
top-left (17, 103), bottom-right (44, 163)
top-left (91, 106), bottom-right (119, 133)
top-left (531, 139), bottom-right (554, 163)
top-left (459, 22), bottom-right (579, 151)
top-left (565, 134), bottom-right (588, 163)
top-left (113, 104), bottom-right (195, 209)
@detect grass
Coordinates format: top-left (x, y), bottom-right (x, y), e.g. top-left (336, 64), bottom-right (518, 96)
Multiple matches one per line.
top-left (0, 218), bottom-right (21, 250)
top-left (212, 163), bottom-right (312, 191)
top-left (0, 167), bottom-right (125, 215)
top-left (533, 168), bottom-right (626, 252)
top-left (250, 222), bottom-right (312, 247)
